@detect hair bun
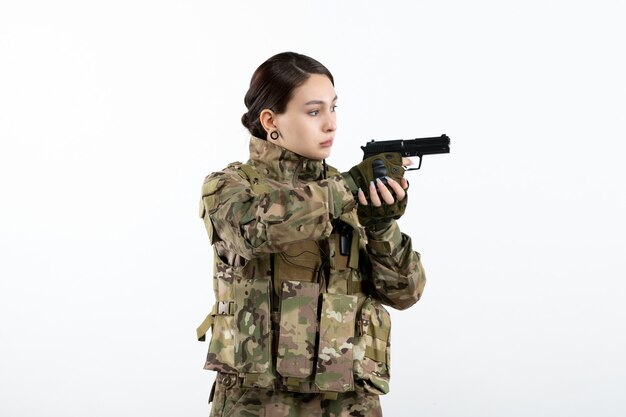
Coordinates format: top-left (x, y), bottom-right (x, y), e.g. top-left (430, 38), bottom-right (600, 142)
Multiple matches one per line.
top-left (241, 113), bottom-right (250, 129)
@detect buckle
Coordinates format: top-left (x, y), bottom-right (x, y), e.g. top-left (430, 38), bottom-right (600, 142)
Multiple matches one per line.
top-left (217, 301), bottom-right (232, 315)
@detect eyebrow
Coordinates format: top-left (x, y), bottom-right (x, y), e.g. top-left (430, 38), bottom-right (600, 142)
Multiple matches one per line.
top-left (303, 95), bottom-right (338, 106)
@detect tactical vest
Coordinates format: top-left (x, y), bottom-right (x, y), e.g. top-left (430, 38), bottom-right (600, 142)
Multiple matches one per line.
top-left (197, 162), bottom-right (392, 396)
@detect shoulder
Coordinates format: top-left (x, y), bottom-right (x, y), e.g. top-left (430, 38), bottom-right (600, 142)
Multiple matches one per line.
top-left (321, 163), bottom-right (346, 189)
top-left (324, 163), bottom-right (340, 177)
top-left (201, 162), bottom-right (250, 193)
top-left (200, 162), bottom-right (256, 210)
top-left (322, 163), bottom-right (350, 191)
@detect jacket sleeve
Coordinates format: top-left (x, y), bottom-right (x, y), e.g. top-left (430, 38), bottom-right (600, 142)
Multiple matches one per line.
top-left (365, 221), bottom-right (426, 310)
top-left (200, 169), bottom-right (356, 260)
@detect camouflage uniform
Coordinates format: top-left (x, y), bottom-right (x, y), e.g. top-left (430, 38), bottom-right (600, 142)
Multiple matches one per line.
top-left (198, 137), bottom-right (425, 416)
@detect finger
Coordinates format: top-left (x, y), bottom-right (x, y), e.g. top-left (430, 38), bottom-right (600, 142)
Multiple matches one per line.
top-left (357, 188), bottom-right (368, 205)
top-left (369, 181), bottom-right (382, 207)
top-left (402, 157), bottom-right (414, 167)
top-left (401, 177), bottom-right (409, 190)
top-left (376, 178), bottom-right (395, 205)
top-left (385, 176), bottom-right (406, 201)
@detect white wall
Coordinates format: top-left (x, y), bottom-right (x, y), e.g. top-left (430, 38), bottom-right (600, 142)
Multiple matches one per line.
top-left (1, 1), bottom-right (624, 416)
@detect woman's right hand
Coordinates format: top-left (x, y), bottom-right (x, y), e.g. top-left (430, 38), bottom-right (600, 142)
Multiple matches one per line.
top-left (357, 157), bottom-right (411, 207)
top-left (341, 153), bottom-right (409, 228)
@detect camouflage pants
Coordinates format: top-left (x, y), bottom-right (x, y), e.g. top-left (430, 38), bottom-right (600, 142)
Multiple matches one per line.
top-left (209, 374), bottom-right (383, 417)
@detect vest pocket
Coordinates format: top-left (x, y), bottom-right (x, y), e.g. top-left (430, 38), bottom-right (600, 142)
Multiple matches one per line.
top-left (274, 241), bottom-right (321, 284)
top-left (314, 293), bottom-right (357, 392)
top-left (204, 315), bottom-right (237, 373)
top-left (203, 253), bottom-right (238, 373)
top-left (233, 277), bottom-right (271, 373)
top-left (354, 297), bottom-right (392, 395)
top-left (276, 281), bottom-right (319, 378)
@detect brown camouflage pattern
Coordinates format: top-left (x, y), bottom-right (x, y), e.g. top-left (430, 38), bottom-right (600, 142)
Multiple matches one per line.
top-left (275, 240), bottom-right (322, 284)
top-left (204, 314), bottom-right (237, 374)
top-left (353, 297), bottom-right (392, 395)
top-left (199, 136), bottom-right (426, 396)
top-left (200, 139), bottom-right (357, 261)
top-left (234, 278), bottom-right (272, 373)
top-left (203, 251), bottom-right (238, 374)
top-left (277, 281), bottom-right (319, 378)
top-left (210, 372), bottom-right (382, 417)
top-left (315, 294), bottom-right (357, 392)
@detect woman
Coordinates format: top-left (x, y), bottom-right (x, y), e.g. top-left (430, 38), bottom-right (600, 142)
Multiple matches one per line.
top-left (197, 52), bottom-right (426, 417)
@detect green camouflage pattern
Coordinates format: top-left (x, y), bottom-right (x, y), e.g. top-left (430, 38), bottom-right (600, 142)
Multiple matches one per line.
top-left (204, 315), bottom-right (237, 374)
top-left (200, 139), bottom-right (357, 261)
top-left (365, 222), bottom-right (426, 310)
top-left (234, 278), bottom-right (271, 373)
top-left (199, 136), bottom-right (426, 394)
top-left (325, 233), bottom-right (362, 295)
top-left (203, 250), bottom-right (239, 373)
top-left (353, 297), bottom-right (391, 395)
top-left (315, 293), bottom-right (357, 392)
top-left (210, 372), bottom-right (382, 417)
top-left (277, 281), bottom-right (319, 378)
top-left (213, 249), bottom-right (235, 301)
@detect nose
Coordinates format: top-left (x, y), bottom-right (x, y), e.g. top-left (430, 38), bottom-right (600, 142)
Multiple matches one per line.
top-left (324, 111), bottom-right (337, 132)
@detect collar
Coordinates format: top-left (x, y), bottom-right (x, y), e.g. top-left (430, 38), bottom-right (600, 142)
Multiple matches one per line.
top-left (247, 136), bottom-right (324, 183)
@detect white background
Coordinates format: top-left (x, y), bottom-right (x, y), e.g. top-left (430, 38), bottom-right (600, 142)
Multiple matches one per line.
top-left (1, 1), bottom-right (625, 416)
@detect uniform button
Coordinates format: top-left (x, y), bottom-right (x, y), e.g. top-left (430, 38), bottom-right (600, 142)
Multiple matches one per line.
top-left (221, 374), bottom-right (235, 388)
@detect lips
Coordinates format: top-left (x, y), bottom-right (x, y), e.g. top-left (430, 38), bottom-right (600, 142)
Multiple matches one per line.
top-left (320, 138), bottom-right (334, 147)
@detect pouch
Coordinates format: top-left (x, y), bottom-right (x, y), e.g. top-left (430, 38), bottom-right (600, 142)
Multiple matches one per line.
top-left (276, 281), bottom-right (319, 378)
top-left (353, 297), bottom-right (392, 394)
top-left (204, 315), bottom-right (236, 373)
top-left (203, 252), bottom-right (238, 373)
top-left (314, 293), bottom-right (357, 392)
top-left (233, 277), bottom-right (271, 373)
top-left (274, 240), bottom-right (321, 284)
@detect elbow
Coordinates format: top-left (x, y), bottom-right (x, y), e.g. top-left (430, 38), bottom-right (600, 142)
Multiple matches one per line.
top-left (390, 268), bottom-right (426, 311)
top-left (392, 287), bottom-right (422, 310)
top-left (401, 255), bottom-right (426, 309)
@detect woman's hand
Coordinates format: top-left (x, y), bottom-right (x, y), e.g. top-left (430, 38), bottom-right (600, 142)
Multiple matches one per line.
top-left (357, 158), bottom-right (411, 207)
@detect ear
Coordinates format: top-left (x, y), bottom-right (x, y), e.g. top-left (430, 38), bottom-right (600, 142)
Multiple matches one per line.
top-left (259, 109), bottom-right (278, 134)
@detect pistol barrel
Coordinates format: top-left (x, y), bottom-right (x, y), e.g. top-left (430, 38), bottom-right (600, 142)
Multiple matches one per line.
top-left (361, 134), bottom-right (451, 158)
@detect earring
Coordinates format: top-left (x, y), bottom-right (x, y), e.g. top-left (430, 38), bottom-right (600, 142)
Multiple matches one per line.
top-left (270, 130), bottom-right (279, 140)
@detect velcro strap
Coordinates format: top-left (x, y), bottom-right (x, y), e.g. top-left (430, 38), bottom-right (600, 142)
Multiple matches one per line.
top-left (348, 280), bottom-right (362, 295)
top-left (196, 312), bottom-right (214, 342)
top-left (370, 320), bottom-right (390, 342)
top-left (242, 373), bottom-right (273, 388)
top-left (286, 377), bottom-right (303, 388)
top-left (364, 345), bottom-right (387, 363)
top-left (243, 374), bottom-right (260, 385)
top-left (323, 392), bottom-right (339, 400)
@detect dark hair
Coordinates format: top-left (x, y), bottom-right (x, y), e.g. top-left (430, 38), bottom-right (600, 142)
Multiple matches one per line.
top-left (241, 52), bottom-right (334, 139)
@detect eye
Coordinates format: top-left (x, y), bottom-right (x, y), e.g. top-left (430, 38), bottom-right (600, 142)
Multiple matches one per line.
top-left (331, 105), bottom-right (338, 112)
top-left (308, 109), bottom-right (320, 116)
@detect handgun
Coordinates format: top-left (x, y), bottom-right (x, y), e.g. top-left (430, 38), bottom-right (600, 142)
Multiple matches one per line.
top-left (361, 134), bottom-right (451, 170)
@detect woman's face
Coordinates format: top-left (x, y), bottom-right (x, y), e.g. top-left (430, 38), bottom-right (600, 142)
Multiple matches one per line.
top-left (273, 74), bottom-right (337, 160)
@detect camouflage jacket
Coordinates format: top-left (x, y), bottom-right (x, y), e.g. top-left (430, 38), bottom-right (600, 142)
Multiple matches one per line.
top-left (198, 136), bottom-right (425, 395)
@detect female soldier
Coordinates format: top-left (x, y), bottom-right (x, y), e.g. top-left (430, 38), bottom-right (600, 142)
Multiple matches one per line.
top-left (197, 52), bottom-right (425, 417)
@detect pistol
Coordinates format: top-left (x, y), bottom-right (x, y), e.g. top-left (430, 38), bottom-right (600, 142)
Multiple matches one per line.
top-left (361, 134), bottom-right (451, 170)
